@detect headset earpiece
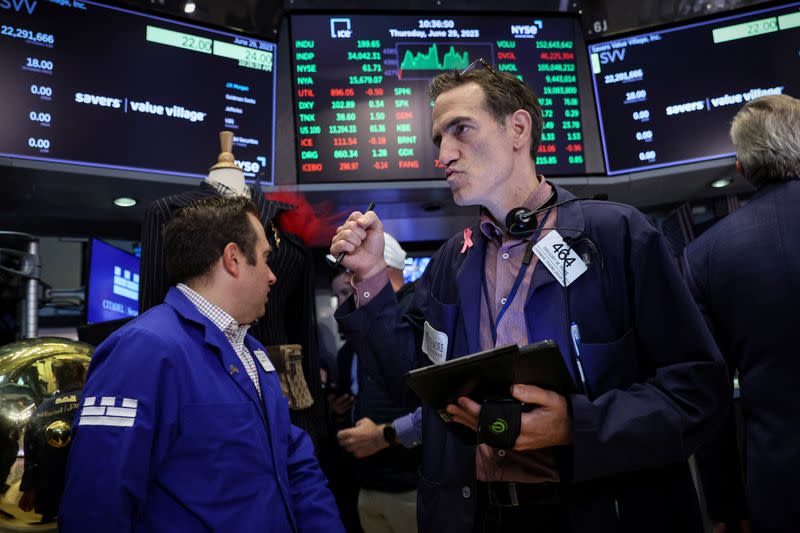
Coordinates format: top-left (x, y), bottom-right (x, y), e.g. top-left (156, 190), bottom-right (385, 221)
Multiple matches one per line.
top-left (505, 207), bottom-right (538, 236)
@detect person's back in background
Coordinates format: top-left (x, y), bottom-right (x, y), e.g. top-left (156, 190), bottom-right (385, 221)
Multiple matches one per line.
top-left (684, 94), bottom-right (800, 533)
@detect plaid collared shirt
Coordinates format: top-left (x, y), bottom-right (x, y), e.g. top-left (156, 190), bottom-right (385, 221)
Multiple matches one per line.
top-left (177, 283), bottom-right (261, 397)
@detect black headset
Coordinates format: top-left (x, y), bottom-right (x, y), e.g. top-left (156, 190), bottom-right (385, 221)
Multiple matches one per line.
top-left (505, 193), bottom-right (608, 237)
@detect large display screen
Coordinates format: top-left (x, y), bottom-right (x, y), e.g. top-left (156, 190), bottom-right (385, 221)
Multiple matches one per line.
top-left (0, 0), bottom-right (277, 180)
top-left (86, 239), bottom-right (140, 324)
top-left (291, 14), bottom-right (595, 183)
top-left (588, 2), bottom-right (800, 175)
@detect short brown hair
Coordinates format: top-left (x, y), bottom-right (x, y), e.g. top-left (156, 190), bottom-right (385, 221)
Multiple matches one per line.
top-left (429, 66), bottom-right (543, 158)
top-left (164, 195), bottom-right (260, 285)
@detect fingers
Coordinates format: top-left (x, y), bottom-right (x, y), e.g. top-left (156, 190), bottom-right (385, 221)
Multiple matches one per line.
top-left (446, 397), bottom-right (480, 431)
top-left (458, 396), bottom-right (479, 410)
top-left (347, 210), bottom-right (382, 231)
top-left (330, 221), bottom-right (367, 256)
top-left (511, 384), bottom-right (559, 406)
top-left (337, 427), bottom-right (355, 440)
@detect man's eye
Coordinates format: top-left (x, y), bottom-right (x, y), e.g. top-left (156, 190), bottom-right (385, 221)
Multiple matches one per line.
top-left (454, 124), bottom-right (468, 136)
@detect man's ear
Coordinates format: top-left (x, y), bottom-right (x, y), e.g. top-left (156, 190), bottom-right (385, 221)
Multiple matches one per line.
top-left (509, 109), bottom-right (532, 151)
top-left (221, 242), bottom-right (241, 277)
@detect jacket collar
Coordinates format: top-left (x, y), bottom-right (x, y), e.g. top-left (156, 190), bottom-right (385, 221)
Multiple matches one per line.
top-left (164, 287), bottom-right (267, 413)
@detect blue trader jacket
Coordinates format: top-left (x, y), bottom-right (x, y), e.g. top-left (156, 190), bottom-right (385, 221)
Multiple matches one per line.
top-left (337, 185), bottom-right (728, 533)
top-left (60, 288), bottom-right (343, 533)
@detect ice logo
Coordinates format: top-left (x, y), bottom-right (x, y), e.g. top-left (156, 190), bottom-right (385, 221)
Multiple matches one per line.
top-left (330, 18), bottom-right (352, 39)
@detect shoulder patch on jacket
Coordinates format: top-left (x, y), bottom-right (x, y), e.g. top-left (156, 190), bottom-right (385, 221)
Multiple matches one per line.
top-left (78, 396), bottom-right (139, 427)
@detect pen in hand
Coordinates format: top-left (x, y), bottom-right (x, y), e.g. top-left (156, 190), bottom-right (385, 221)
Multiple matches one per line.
top-left (334, 201), bottom-right (376, 267)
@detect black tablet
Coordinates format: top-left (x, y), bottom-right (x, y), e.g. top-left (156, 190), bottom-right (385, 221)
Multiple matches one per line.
top-left (405, 340), bottom-right (574, 422)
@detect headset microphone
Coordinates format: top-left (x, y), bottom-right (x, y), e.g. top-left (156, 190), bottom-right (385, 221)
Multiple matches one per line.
top-left (506, 193), bottom-right (608, 237)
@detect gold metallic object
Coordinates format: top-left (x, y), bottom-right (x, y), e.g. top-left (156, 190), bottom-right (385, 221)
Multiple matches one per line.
top-left (45, 421), bottom-right (71, 449)
top-left (0, 337), bottom-right (93, 530)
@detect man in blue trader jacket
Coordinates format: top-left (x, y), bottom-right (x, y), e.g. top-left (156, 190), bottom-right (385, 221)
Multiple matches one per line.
top-left (61, 195), bottom-right (343, 532)
top-left (684, 94), bottom-right (800, 533)
top-left (330, 62), bottom-right (728, 533)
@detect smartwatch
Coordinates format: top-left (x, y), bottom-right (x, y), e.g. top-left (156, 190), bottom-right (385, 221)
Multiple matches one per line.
top-left (383, 423), bottom-right (397, 445)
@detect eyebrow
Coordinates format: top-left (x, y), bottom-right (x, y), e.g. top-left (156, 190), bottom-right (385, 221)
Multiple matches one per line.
top-left (432, 115), bottom-right (471, 146)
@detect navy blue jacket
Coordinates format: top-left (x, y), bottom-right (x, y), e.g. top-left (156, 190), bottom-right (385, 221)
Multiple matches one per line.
top-left (60, 288), bottom-right (343, 532)
top-left (337, 185), bottom-right (728, 533)
top-left (684, 178), bottom-right (800, 533)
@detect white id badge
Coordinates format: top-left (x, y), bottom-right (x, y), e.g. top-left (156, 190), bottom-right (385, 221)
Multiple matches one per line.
top-left (253, 349), bottom-right (275, 373)
top-left (422, 321), bottom-right (448, 365)
top-left (532, 230), bottom-right (588, 287)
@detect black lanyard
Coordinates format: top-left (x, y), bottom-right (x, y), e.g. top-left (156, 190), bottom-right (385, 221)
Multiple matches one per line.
top-left (481, 208), bottom-right (553, 346)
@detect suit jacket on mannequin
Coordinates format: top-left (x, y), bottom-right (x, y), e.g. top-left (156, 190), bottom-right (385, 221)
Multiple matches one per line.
top-left (138, 182), bottom-right (326, 447)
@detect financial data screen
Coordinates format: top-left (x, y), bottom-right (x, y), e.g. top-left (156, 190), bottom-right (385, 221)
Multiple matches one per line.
top-left (86, 239), bottom-right (140, 324)
top-left (0, 0), bottom-right (277, 180)
top-left (588, 2), bottom-right (800, 175)
top-left (290, 14), bottom-right (593, 183)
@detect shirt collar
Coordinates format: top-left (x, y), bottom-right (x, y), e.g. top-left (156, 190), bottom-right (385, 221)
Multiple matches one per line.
top-left (206, 179), bottom-right (251, 198)
top-left (479, 175), bottom-right (554, 242)
top-left (176, 283), bottom-right (250, 340)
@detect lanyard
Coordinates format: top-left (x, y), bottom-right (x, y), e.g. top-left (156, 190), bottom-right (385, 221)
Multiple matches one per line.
top-left (481, 207), bottom-right (553, 346)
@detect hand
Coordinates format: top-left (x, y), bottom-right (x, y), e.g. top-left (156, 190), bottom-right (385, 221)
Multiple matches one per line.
top-left (446, 385), bottom-right (573, 451)
top-left (337, 417), bottom-right (389, 458)
top-left (510, 385), bottom-right (572, 450)
top-left (330, 210), bottom-right (386, 281)
top-left (327, 393), bottom-right (355, 416)
top-left (18, 489), bottom-right (35, 512)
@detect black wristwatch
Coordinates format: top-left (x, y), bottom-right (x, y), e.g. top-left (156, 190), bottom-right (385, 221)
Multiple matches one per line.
top-left (383, 423), bottom-right (397, 445)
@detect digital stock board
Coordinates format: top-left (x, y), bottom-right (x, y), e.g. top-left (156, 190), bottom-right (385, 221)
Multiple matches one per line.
top-left (290, 14), bottom-right (600, 183)
top-left (0, 0), bottom-right (278, 180)
top-left (588, 1), bottom-right (800, 175)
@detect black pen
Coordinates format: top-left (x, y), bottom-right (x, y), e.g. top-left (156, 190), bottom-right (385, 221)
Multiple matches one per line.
top-left (334, 202), bottom-right (376, 267)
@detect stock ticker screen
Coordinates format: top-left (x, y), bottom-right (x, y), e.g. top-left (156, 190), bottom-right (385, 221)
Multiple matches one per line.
top-left (588, 2), bottom-right (800, 175)
top-left (290, 14), bottom-right (594, 183)
top-left (0, 0), bottom-right (277, 180)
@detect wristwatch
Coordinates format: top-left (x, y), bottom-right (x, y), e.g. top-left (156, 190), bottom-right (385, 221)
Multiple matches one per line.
top-left (382, 422), bottom-right (397, 445)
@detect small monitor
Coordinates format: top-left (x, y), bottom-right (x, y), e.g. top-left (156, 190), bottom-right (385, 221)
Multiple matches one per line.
top-left (403, 256), bottom-right (431, 284)
top-left (85, 239), bottom-right (141, 324)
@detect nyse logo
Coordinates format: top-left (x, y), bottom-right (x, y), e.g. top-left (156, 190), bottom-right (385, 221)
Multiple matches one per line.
top-left (0, 0), bottom-right (38, 14)
top-left (599, 49), bottom-right (626, 64)
top-left (510, 19), bottom-right (543, 38)
top-left (330, 17), bottom-right (352, 39)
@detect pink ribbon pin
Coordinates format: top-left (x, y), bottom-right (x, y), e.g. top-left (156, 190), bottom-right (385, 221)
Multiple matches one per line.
top-left (460, 228), bottom-right (474, 254)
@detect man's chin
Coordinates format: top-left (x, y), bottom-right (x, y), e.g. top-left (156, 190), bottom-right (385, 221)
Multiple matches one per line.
top-left (451, 190), bottom-right (476, 207)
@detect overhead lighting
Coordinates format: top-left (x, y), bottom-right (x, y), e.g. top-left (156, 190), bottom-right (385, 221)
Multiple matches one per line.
top-left (113, 197), bottom-right (137, 207)
top-left (184, 1), bottom-right (195, 13)
top-left (710, 177), bottom-right (733, 189)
